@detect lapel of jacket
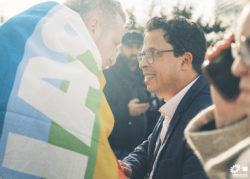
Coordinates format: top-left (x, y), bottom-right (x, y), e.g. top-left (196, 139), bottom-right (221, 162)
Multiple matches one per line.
top-left (147, 115), bottom-right (164, 173)
top-left (150, 75), bottom-right (210, 177)
top-left (162, 76), bottom-right (209, 148)
top-left (148, 116), bottom-right (165, 156)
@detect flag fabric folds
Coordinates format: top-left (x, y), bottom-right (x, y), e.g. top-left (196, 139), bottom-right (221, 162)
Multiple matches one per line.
top-left (0, 2), bottom-right (124, 179)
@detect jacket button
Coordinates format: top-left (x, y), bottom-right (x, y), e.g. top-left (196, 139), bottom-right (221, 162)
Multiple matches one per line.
top-left (128, 121), bottom-right (132, 125)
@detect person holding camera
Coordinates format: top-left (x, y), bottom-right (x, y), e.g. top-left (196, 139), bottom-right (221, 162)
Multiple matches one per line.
top-left (103, 31), bottom-right (156, 160)
top-left (185, 3), bottom-right (250, 179)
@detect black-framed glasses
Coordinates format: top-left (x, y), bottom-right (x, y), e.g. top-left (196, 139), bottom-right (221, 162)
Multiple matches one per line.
top-left (231, 35), bottom-right (250, 67)
top-left (137, 49), bottom-right (174, 64)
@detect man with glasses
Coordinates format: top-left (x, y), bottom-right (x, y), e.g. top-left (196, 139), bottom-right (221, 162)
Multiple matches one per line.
top-left (119, 16), bottom-right (211, 179)
top-left (185, 3), bottom-right (250, 179)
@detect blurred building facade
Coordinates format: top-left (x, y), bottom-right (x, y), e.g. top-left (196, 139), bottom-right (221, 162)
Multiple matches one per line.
top-left (215, 0), bottom-right (244, 27)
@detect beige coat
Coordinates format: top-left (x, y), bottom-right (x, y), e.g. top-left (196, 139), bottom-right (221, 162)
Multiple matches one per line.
top-left (184, 105), bottom-right (250, 179)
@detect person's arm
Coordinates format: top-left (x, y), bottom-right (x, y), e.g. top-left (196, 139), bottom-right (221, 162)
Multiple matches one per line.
top-left (121, 135), bottom-right (151, 179)
top-left (103, 73), bottom-right (149, 123)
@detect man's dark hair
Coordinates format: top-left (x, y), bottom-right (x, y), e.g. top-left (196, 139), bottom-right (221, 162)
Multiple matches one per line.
top-left (121, 31), bottom-right (144, 46)
top-left (145, 16), bottom-right (206, 74)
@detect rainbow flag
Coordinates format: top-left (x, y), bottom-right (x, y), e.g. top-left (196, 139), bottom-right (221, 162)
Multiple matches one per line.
top-left (0, 2), bottom-right (125, 179)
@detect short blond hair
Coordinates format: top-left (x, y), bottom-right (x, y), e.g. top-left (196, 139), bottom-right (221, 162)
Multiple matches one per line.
top-left (65, 0), bottom-right (126, 22)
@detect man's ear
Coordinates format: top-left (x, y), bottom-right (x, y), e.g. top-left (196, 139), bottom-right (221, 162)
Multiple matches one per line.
top-left (117, 44), bottom-right (122, 53)
top-left (181, 52), bottom-right (193, 70)
top-left (86, 16), bottom-right (101, 41)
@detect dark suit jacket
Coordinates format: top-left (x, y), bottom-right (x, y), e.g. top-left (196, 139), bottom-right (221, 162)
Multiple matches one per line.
top-left (123, 76), bottom-right (212, 179)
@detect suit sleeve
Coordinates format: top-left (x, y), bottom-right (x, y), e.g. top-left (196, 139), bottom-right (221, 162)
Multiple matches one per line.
top-left (122, 135), bottom-right (151, 179)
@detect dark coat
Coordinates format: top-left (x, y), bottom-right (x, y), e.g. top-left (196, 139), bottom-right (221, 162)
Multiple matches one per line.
top-left (123, 76), bottom-right (212, 179)
top-left (103, 55), bottom-right (150, 151)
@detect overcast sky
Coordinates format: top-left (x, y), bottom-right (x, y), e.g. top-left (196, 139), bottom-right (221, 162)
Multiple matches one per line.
top-left (0, 0), bottom-right (215, 22)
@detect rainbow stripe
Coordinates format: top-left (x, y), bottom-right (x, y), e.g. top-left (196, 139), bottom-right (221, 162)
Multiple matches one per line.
top-left (0, 2), bottom-right (124, 179)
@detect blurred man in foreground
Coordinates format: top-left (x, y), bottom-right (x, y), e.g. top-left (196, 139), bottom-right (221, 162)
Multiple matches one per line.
top-left (0, 0), bottom-right (126, 178)
top-left (185, 2), bottom-right (250, 179)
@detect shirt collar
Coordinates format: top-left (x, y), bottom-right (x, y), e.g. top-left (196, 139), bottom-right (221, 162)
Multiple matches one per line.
top-left (159, 76), bottom-right (200, 119)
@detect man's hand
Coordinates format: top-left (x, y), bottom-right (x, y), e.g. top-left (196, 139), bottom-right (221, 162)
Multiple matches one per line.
top-left (119, 160), bottom-right (132, 178)
top-left (128, 98), bottom-right (150, 116)
top-left (211, 86), bottom-right (246, 127)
